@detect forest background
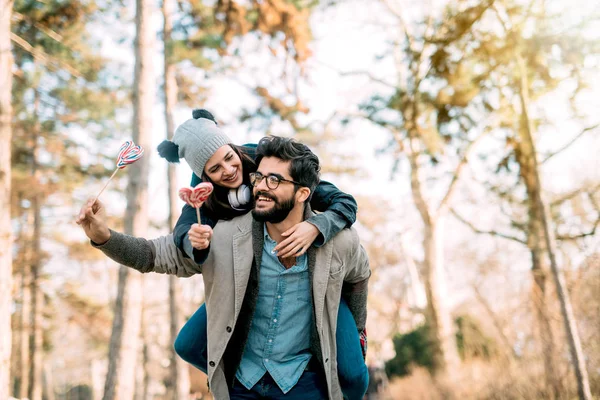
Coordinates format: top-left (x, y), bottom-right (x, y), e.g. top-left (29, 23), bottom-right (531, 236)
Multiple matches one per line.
top-left (0, 0), bottom-right (599, 399)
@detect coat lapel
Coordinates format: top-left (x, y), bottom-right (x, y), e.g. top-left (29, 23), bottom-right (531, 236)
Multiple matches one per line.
top-left (310, 242), bottom-right (333, 331)
top-left (304, 206), bottom-right (333, 331)
top-left (231, 215), bottom-right (255, 319)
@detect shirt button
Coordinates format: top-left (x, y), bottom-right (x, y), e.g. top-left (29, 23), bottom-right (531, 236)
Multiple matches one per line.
top-left (268, 339), bottom-right (272, 343)
top-left (273, 319), bottom-right (277, 323)
top-left (209, 361), bottom-right (215, 367)
top-left (277, 295), bottom-right (281, 299)
top-left (226, 326), bottom-right (232, 333)
top-left (265, 359), bottom-right (269, 363)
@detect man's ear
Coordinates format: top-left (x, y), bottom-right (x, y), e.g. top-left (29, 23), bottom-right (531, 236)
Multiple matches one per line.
top-left (295, 187), bottom-right (311, 203)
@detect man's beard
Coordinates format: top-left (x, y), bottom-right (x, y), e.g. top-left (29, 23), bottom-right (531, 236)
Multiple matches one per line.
top-left (252, 191), bottom-right (296, 223)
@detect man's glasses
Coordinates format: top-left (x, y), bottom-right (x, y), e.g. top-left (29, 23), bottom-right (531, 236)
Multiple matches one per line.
top-left (249, 172), bottom-right (302, 190)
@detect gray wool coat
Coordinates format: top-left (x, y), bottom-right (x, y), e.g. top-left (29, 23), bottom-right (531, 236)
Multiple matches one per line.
top-left (94, 210), bottom-right (370, 400)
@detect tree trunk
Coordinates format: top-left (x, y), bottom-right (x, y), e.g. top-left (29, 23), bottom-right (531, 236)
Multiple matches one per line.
top-left (102, 0), bottom-right (153, 397)
top-left (139, 301), bottom-right (151, 400)
top-left (406, 128), bottom-right (460, 375)
top-left (516, 54), bottom-right (592, 400)
top-left (29, 134), bottom-right (43, 400)
top-left (43, 362), bottom-right (55, 400)
top-left (422, 218), bottom-right (460, 374)
top-left (0, 0), bottom-right (14, 395)
top-left (142, 322), bottom-right (150, 400)
top-left (19, 269), bottom-right (31, 398)
top-left (28, 262), bottom-right (43, 400)
top-left (19, 210), bottom-right (33, 399)
top-left (168, 276), bottom-right (190, 398)
top-left (163, 0), bottom-right (190, 396)
top-left (406, 135), bottom-right (460, 375)
top-left (514, 132), bottom-right (562, 396)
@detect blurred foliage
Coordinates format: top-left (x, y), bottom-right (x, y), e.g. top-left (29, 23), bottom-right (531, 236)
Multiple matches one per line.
top-left (385, 324), bottom-right (434, 378)
top-left (385, 315), bottom-right (498, 378)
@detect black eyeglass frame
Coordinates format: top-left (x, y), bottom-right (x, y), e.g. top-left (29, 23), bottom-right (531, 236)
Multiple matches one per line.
top-left (249, 172), bottom-right (303, 190)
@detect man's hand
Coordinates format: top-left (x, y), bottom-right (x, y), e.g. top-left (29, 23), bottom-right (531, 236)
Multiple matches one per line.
top-left (75, 198), bottom-right (111, 245)
top-left (188, 224), bottom-right (213, 250)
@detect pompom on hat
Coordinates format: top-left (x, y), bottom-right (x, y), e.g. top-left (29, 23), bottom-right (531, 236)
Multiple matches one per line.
top-left (158, 109), bottom-right (232, 177)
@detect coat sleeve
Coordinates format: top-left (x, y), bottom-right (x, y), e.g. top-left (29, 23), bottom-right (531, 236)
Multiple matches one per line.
top-left (307, 180), bottom-right (358, 247)
top-left (92, 229), bottom-right (203, 277)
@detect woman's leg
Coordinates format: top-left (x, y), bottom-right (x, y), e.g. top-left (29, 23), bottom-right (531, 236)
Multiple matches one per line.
top-left (174, 303), bottom-right (208, 374)
top-left (336, 299), bottom-right (369, 400)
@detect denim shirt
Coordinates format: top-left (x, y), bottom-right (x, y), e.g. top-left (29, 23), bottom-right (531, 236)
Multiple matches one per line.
top-left (235, 226), bottom-right (313, 393)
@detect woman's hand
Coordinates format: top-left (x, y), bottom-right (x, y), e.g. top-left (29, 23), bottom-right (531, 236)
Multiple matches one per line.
top-left (273, 221), bottom-right (319, 258)
top-left (189, 224), bottom-right (213, 250)
top-left (75, 198), bottom-right (111, 245)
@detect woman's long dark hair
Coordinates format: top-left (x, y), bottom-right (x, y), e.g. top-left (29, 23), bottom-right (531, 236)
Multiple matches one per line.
top-left (201, 144), bottom-right (257, 220)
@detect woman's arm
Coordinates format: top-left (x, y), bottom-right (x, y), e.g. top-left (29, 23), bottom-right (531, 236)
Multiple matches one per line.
top-left (306, 180), bottom-right (358, 247)
top-left (92, 230), bottom-right (203, 277)
top-left (272, 180), bottom-right (358, 258)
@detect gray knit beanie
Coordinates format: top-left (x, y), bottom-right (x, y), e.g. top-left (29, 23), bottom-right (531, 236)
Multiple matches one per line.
top-left (171, 118), bottom-right (232, 177)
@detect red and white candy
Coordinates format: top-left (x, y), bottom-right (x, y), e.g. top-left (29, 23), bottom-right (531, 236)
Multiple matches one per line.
top-left (116, 140), bottom-right (144, 169)
top-left (92, 140), bottom-right (145, 203)
top-left (179, 182), bottom-right (214, 209)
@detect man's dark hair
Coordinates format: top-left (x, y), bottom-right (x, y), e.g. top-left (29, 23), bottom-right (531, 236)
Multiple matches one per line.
top-left (255, 136), bottom-right (321, 196)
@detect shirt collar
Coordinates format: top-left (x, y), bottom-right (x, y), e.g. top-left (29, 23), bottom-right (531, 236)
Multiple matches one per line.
top-left (263, 224), bottom-right (275, 243)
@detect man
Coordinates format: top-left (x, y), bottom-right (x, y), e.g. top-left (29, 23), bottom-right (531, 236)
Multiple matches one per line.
top-left (78, 136), bottom-right (370, 399)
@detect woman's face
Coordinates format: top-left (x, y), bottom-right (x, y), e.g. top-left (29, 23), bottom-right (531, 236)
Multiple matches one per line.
top-left (204, 145), bottom-right (244, 189)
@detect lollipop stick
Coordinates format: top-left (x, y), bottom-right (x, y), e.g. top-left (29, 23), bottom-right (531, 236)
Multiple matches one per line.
top-left (94, 168), bottom-right (119, 203)
top-left (196, 207), bottom-right (201, 223)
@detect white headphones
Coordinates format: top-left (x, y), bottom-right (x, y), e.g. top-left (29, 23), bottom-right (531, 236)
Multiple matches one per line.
top-left (228, 184), bottom-right (252, 210)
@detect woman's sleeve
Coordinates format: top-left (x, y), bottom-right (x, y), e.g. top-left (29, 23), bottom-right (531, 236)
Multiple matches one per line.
top-left (91, 230), bottom-right (203, 277)
top-left (173, 204), bottom-right (217, 264)
top-left (307, 180), bottom-right (358, 247)
top-left (172, 172), bottom-right (218, 264)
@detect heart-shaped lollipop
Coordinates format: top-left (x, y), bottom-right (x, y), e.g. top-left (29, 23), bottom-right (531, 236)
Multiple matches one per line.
top-left (117, 141), bottom-right (144, 169)
top-left (93, 140), bottom-right (145, 203)
top-left (179, 182), bottom-right (214, 222)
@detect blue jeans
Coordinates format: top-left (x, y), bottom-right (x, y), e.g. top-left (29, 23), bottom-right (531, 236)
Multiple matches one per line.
top-left (230, 370), bottom-right (327, 399)
top-left (174, 299), bottom-right (368, 400)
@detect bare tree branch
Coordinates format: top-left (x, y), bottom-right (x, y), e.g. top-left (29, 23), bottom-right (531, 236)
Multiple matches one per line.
top-left (450, 208), bottom-right (527, 244)
top-left (557, 217), bottom-right (600, 241)
top-left (381, 0), bottom-right (413, 51)
top-left (437, 131), bottom-right (489, 215)
top-left (471, 283), bottom-right (518, 360)
top-left (426, 0), bottom-right (496, 45)
top-left (338, 69), bottom-right (396, 89)
top-left (10, 33), bottom-right (83, 79)
top-left (407, 142), bottom-right (435, 227)
top-left (557, 193), bottom-right (600, 241)
top-left (12, 12), bottom-right (65, 43)
top-left (542, 123), bottom-right (600, 164)
top-left (550, 183), bottom-right (600, 207)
